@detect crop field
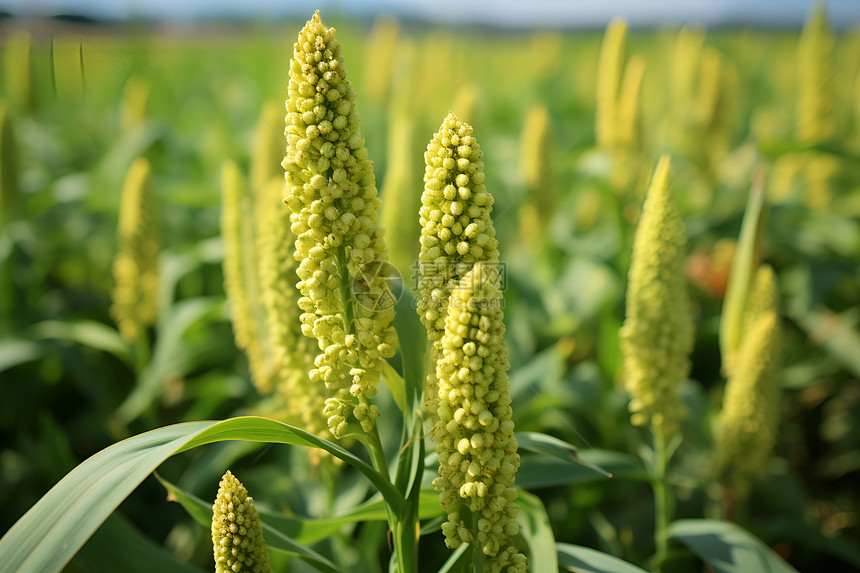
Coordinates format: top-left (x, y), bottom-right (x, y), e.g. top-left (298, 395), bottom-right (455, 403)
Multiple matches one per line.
top-left (1, 5), bottom-right (859, 573)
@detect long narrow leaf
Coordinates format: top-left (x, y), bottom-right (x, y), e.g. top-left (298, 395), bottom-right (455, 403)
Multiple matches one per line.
top-left (390, 285), bottom-right (427, 407)
top-left (516, 450), bottom-right (648, 489)
top-left (0, 416), bottom-right (401, 573)
top-left (0, 338), bottom-right (42, 373)
top-left (668, 519), bottom-right (799, 573)
top-left (517, 432), bottom-right (612, 477)
top-left (74, 513), bottom-right (204, 573)
top-left (31, 319), bottom-right (133, 366)
top-left (557, 542), bottom-right (648, 573)
top-left (517, 490), bottom-right (558, 572)
top-left (161, 475), bottom-right (340, 573)
top-left (720, 172), bottom-right (765, 374)
top-left (160, 474), bottom-right (441, 547)
top-left (115, 297), bottom-right (225, 422)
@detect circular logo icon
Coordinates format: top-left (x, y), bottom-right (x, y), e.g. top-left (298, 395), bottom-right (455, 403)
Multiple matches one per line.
top-left (351, 260), bottom-right (403, 311)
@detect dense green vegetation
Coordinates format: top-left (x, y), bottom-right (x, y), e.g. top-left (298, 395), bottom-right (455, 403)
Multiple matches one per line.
top-left (1, 8), bottom-right (859, 572)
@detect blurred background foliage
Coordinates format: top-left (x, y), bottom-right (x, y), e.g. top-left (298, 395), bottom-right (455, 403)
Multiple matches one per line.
top-left (1, 4), bottom-right (859, 571)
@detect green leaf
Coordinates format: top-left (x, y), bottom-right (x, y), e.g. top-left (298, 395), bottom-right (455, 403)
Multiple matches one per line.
top-left (258, 525), bottom-right (340, 573)
top-left (516, 432), bottom-right (611, 476)
top-left (516, 450), bottom-right (648, 489)
top-left (31, 319), bottom-right (133, 365)
top-left (668, 519), bottom-right (799, 573)
top-left (382, 360), bottom-right (408, 414)
top-left (557, 542), bottom-right (648, 573)
top-left (0, 338), bottom-right (42, 373)
top-left (517, 490), bottom-right (558, 572)
top-left (0, 416), bottom-right (401, 573)
top-left (390, 285), bottom-right (427, 408)
top-left (115, 296), bottom-right (226, 422)
top-left (786, 304), bottom-right (860, 380)
top-left (159, 474), bottom-right (441, 547)
top-left (438, 543), bottom-right (470, 573)
top-left (74, 513), bottom-right (204, 573)
top-left (720, 172), bottom-right (765, 372)
top-left (517, 432), bottom-right (581, 460)
top-left (156, 239), bottom-right (224, 322)
top-left (157, 478), bottom-right (339, 572)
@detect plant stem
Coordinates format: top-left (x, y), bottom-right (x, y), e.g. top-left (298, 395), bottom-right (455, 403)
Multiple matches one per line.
top-left (652, 428), bottom-right (670, 573)
top-left (365, 425), bottom-right (390, 481)
top-left (336, 245), bottom-right (355, 333)
top-left (721, 481), bottom-right (737, 522)
top-left (133, 332), bottom-right (150, 373)
top-left (364, 425), bottom-right (418, 573)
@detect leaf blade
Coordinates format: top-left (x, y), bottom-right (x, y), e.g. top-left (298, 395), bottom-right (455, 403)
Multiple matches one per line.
top-left (517, 490), bottom-right (558, 573)
top-left (668, 519), bottom-right (799, 573)
top-left (557, 542), bottom-right (648, 573)
top-left (0, 416), bottom-right (399, 573)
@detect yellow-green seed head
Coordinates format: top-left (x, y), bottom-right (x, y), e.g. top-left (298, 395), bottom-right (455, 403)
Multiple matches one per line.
top-left (221, 161), bottom-right (274, 393)
top-left (52, 38), bottom-right (85, 100)
top-left (742, 265), bottom-right (779, 335)
top-left (417, 112), bottom-right (498, 347)
top-left (4, 32), bottom-right (32, 111)
top-left (111, 158), bottom-right (159, 343)
top-left (619, 155), bottom-right (693, 439)
top-left (432, 263), bottom-right (525, 570)
top-left (616, 55), bottom-right (645, 149)
top-left (695, 46), bottom-right (737, 175)
top-left (283, 11), bottom-right (397, 437)
top-left (520, 104), bottom-right (554, 214)
top-left (803, 150), bottom-right (839, 210)
top-left (671, 27), bottom-right (705, 115)
top-left (379, 43), bottom-right (420, 278)
top-left (596, 19), bottom-right (627, 148)
top-left (451, 82), bottom-right (480, 126)
top-left (0, 102), bottom-right (20, 224)
top-left (363, 14), bottom-right (399, 105)
top-left (720, 175), bottom-right (765, 377)
top-left (212, 471), bottom-right (273, 573)
top-left (120, 76), bottom-right (150, 131)
top-left (256, 179), bottom-right (331, 443)
top-left (696, 48), bottom-right (722, 132)
top-left (797, 2), bottom-right (835, 145)
top-left (715, 311), bottom-right (781, 497)
top-left (251, 102), bottom-right (286, 192)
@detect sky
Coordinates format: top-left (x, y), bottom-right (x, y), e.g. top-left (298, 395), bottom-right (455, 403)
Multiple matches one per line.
top-left (2, 0), bottom-right (860, 27)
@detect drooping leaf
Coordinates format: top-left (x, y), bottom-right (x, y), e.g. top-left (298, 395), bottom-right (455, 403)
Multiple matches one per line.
top-left (517, 490), bottom-right (558, 573)
top-left (115, 296), bottom-right (226, 422)
top-left (557, 542), bottom-right (648, 573)
top-left (390, 284), bottom-right (427, 408)
top-left (0, 338), bottom-right (42, 373)
top-left (668, 519), bottom-right (799, 573)
top-left (438, 543), bottom-right (470, 573)
top-left (159, 474), bottom-right (441, 547)
top-left (720, 172), bottom-right (765, 374)
top-left (517, 432), bottom-right (614, 477)
top-left (516, 449), bottom-right (648, 489)
top-left (74, 513), bottom-right (204, 573)
top-left (0, 416), bottom-right (402, 573)
top-left (31, 319), bottom-right (133, 366)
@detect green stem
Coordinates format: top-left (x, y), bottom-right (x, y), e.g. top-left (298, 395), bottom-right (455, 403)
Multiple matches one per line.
top-left (336, 245), bottom-right (355, 333)
top-left (652, 428), bottom-right (670, 573)
top-left (133, 331), bottom-right (150, 373)
top-left (365, 424), bottom-right (390, 481)
top-left (468, 508), bottom-right (485, 573)
top-left (364, 425), bottom-right (415, 573)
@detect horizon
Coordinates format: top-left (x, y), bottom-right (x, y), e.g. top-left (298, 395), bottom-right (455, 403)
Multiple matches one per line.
top-left (1, 0), bottom-right (859, 29)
